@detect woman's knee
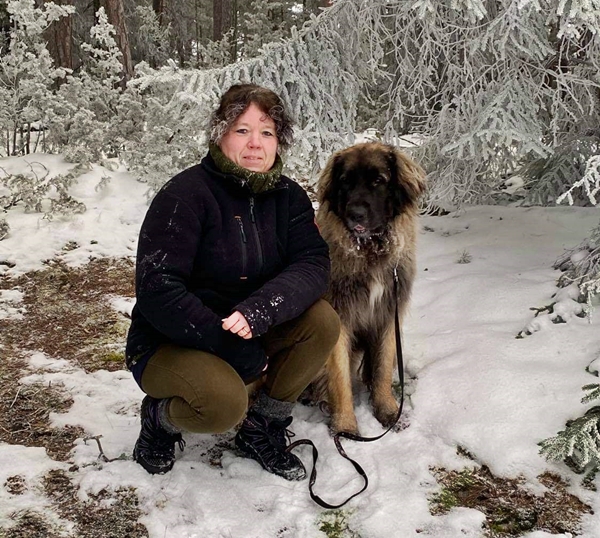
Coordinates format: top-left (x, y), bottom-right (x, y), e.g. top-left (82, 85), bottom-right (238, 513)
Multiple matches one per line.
top-left (145, 346), bottom-right (249, 434)
top-left (197, 388), bottom-right (248, 433)
top-left (175, 383), bottom-right (248, 434)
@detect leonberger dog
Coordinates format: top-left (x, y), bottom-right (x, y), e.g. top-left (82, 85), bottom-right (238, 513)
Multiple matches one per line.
top-left (313, 142), bottom-right (426, 435)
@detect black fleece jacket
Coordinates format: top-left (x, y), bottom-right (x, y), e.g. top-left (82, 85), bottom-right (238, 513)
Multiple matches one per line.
top-left (125, 154), bottom-right (330, 381)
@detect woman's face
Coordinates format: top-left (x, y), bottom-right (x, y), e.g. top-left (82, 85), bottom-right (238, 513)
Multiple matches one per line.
top-left (219, 103), bottom-right (278, 173)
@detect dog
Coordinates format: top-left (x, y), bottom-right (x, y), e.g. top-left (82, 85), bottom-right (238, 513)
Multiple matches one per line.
top-left (313, 142), bottom-right (426, 435)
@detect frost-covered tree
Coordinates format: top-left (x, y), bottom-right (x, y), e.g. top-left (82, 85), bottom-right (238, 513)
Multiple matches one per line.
top-left (553, 156), bottom-right (600, 308)
top-left (3, 0), bottom-right (599, 226)
top-left (0, 0), bottom-right (74, 156)
top-left (354, 0), bottom-right (600, 208)
top-left (47, 7), bottom-right (143, 164)
top-left (132, 4), bottom-right (171, 68)
top-left (237, 1), bottom-right (295, 59)
top-left (118, 0), bottom-right (600, 204)
top-left (104, 0), bottom-right (133, 80)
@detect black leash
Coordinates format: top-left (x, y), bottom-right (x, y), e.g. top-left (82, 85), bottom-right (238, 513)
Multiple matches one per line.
top-left (287, 267), bottom-right (405, 509)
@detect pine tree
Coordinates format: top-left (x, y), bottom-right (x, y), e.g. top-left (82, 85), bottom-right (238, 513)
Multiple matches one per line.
top-left (47, 7), bottom-right (136, 164)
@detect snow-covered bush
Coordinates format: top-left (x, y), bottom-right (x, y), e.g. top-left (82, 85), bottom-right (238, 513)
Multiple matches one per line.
top-left (522, 137), bottom-right (600, 206)
top-left (0, 0), bottom-right (74, 156)
top-left (47, 8), bottom-right (143, 165)
top-left (0, 163), bottom-right (87, 220)
top-left (558, 154), bottom-right (600, 208)
top-left (553, 150), bottom-right (600, 310)
top-left (553, 223), bottom-right (600, 309)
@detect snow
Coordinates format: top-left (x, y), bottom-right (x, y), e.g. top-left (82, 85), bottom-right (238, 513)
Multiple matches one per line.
top-left (0, 288), bottom-right (25, 320)
top-left (1, 154), bottom-right (600, 537)
top-left (0, 154), bottom-right (148, 275)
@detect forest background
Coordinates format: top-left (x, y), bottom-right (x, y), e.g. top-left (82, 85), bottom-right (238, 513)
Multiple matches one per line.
top-left (1, 0), bottom-right (599, 296)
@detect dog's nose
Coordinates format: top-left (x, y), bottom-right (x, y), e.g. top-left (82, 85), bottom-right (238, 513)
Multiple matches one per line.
top-left (347, 204), bottom-right (368, 224)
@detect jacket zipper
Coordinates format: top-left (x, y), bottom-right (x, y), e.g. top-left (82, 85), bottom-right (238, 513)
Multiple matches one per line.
top-left (235, 216), bottom-right (248, 280)
top-left (249, 196), bottom-right (264, 275)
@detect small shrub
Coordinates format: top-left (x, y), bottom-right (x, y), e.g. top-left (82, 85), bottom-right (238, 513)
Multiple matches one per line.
top-left (457, 250), bottom-right (472, 264)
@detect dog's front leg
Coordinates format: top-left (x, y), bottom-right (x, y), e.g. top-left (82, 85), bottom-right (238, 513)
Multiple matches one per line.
top-left (370, 322), bottom-right (400, 428)
top-left (327, 327), bottom-right (359, 435)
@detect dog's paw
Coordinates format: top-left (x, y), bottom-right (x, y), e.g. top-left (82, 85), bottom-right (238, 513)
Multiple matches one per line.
top-left (330, 414), bottom-right (359, 437)
top-left (391, 415), bottom-right (410, 432)
top-left (373, 401), bottom-right (400, 429)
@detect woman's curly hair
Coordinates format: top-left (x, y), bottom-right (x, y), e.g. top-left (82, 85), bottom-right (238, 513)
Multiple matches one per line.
top-left (209, 84), bottom-right (294, 151)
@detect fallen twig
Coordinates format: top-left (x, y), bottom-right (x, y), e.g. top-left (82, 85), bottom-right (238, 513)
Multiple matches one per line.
top-left (84, 434), bottom-right (125, 463)
top-left (9, 385), bottom-right (22, 409)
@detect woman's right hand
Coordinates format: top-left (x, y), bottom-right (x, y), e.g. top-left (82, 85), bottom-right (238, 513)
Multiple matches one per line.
top-left (222, 311), bottom-right (253, 339)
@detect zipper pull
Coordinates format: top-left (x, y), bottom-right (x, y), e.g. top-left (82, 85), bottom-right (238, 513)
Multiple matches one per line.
top-left (249, 197), bottom-right (256, 223)
top-left (235, 216), bottom-right (247, 242)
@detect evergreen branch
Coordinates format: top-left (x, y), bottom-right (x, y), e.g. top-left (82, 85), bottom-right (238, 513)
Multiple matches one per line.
top-left (582, 386), bottom-right (600, 404)
top-left (539, 407), bottom-right (600, 472)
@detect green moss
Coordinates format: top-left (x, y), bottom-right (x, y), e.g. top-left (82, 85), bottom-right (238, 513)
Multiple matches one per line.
top-left (100, 350), bottom-right (125, 363)
top-left (430, 469), bottom-right (475, 514)
top-left (318, 510), bottom-right (361, 538)
top-left (430, 488), bottom-right (459, 513)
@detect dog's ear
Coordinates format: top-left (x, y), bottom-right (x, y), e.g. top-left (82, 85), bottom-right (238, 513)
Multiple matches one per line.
top-left (318, 153), bottom-right (344, 209)
top-left (387, 147), bottom-right (426, 210)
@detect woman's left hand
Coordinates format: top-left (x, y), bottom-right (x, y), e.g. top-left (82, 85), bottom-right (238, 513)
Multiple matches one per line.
top-left (222, 311), bottom-right (253, 339)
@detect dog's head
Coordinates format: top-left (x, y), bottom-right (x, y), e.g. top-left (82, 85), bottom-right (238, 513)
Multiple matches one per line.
top-left (318, 142), bottom-right (426, 238)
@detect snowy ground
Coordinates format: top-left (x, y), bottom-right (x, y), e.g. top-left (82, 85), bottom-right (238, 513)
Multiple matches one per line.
top-left (1, 155), bottom-right (600, 537)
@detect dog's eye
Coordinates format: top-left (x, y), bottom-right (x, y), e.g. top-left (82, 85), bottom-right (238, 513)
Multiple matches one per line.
top-left (373, 174), bottom-right (387, 186)
top-left (338, 174), bottom-right (351, 190)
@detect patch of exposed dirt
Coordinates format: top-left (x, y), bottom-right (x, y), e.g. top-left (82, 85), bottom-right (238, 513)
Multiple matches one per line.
top-left (0, 353), bottom-right (84, 461)
top-left (430, 465), bottom-right (593, 536)
top-left (0, 257), bottom-right (135, 372)
top-left (42, 469), bottom-right (148, 538)
top-left (3, 475), bottom-right (27, 495)
top-left (2, 469), bottom-right (148, 538)
top-left (2, 510), bottom-right (64, 538)
top-left (0, 257), bottom-right (146, 538)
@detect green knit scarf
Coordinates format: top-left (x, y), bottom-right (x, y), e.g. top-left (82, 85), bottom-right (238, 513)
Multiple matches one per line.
top-left (209, 143), bottom-right (283, 194)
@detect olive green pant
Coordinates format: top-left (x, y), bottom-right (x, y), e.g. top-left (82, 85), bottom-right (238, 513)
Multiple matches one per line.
top-left (140, 299), bottom-right (340, 434)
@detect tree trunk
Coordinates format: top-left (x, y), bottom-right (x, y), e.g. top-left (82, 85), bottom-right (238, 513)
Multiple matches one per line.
top-left (195, 0), bottom-right (200, 67)
top-left (93, 0), bottom-right (101, 22)
top-left (231, 0), bottom-right (237, 61)
top-left (213, 0), bottom-right (233, 41)
top-left (153, 0), bottom-right (166, 26)
top-left (103, 0), bottom-right (134, 81)
top-left (44, 0), bottom-right (73, 71)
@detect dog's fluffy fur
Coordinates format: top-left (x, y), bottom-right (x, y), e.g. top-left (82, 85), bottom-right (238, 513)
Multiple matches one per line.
top-left (313, 142), bottom-right (426, 435)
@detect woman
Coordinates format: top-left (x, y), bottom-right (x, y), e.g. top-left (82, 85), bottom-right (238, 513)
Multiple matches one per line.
top-left (125, 84), bottom-right (340, 481)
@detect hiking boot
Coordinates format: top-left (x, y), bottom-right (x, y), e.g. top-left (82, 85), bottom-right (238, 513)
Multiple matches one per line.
top-left (133, 396), bottom-right (185, 475)
top-left (235, 410), bottom-right (306, 481)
